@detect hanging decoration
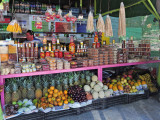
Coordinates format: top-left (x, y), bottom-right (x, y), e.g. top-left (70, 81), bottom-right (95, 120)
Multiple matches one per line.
top-left (35, 16), bottom-right (42, 29)
top-left (64, 10), bottom-right (77, 23)
top-left (118, 2), bottom-right (126, 37)
top-left (86, 11), bottom-right (94, 32)
top-left (86, 0), bottom-right (94, 32)
top-left (45, 8), bottom-right (53, 22)
top-left (56, 8), bottom-right (63, 21)
top-left (96, 0), bottom-right (105, 33)
top-left (105, 15), bottom-right (113, 37)
top-left (96, 14), bottom-right (105, 33)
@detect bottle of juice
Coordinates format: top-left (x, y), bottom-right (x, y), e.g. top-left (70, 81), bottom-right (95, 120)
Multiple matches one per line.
top-left (69, 36), bottom-right (75, 55)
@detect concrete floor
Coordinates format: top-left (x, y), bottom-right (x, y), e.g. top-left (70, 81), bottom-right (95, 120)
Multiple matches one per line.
top-left (56, 96), bottom-right (160, 120)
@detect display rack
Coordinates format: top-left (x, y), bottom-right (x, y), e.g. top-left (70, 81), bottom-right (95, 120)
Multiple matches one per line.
top-left (0, 60), bottom-right (160, 108)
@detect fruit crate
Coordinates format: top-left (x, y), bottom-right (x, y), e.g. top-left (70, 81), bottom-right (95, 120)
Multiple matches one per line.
top-left (44, 108), bottom-right (77, 120)
top-left (76, 99), bottom-right (103, 114)
top-left (8, 112), bottom-right (45, 120)
top-left (128, 90), bottom-right (149, 103)
top-left (102, 94), bottom-right (128, 109)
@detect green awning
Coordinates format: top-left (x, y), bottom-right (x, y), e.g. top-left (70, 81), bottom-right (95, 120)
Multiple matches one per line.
top-left (95, 0), bottom-right (156, 18)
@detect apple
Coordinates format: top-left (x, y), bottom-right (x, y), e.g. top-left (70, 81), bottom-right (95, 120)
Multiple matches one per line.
top-left (132, 86), bottom-right (136, 90)
top-left (124, 79), bottom-right (127, 83)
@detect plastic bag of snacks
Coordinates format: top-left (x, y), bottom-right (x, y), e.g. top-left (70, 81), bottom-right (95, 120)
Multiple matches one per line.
top-left (64, 10), bottom-right (77, 23)
top-left (56, 8), bottom-right (63, 21)
top-left (45, 8), bottom-right (52, 22)
top-left (35, 17), bottom-right (42, 29)
top-left (6, 19), bottom-right (22, 33)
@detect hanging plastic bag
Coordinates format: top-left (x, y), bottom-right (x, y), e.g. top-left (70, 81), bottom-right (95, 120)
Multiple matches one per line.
top-left (45, 8), bottom-right (52, 22)
top-left (0, 10), bottom-right (4, 22)
top-left (86, 11), bottom-right (94, 32)
top-left (35, 17), bottom-right (42, 29)
top-left (50, 11), bottom-right (56, 21)
top-left (96, 14), bottom-right (105, 33)
top-left (56, 8), bottom-right (64, 21)
top-left (6, 19), bottom-right (22, 33)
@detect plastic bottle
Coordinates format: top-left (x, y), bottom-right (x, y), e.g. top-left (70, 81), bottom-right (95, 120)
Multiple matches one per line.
top-left (69, 36), bottom-right (75, 55)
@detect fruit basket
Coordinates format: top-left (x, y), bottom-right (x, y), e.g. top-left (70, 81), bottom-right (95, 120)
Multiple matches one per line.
top-left (102, 94), bottom-right (128, 109)
top-left (128, 90), bottom-right (149, 103)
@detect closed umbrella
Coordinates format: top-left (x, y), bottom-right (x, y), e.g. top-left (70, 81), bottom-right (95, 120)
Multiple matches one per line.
top-left (118, 2), bottom-right (126, 37)
top-left (105, 15), bottom-right (113, 37)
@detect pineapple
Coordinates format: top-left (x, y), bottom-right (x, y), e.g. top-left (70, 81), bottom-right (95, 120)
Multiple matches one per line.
top-left (5, 84), bottom-right (11, 104)
top-left (12, 83), bottom-right (19, 102)
top-left (74, 72), bottom-right (80, 85)
top-left (50, 77), bottom-right (55, 87)
top-left (86, 73), bottom-right (91, 85)
top-left (35, 77), bottom-right (42, 99)
top-left (22, 80), bottom-right (27, 99)
top-left (81, 73), bottom-right (86, 86)
top-left (69, 73), bottom-right (74, 86)
top-left (27, 81), bottom-right (35, 100)
top-left (63, 74), bottom-right (68, 90)
top-left (57, 78), bottom-right (62, 91)
top-left (43, 79), bottom-right (48, 97)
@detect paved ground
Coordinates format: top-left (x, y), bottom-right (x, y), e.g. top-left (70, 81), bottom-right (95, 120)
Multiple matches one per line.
top-left (56, 96), bottom-right (160, 120)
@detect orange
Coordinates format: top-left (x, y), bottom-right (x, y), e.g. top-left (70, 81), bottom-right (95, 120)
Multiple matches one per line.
top-left (62, 96), bottom-right (66, 100)
top-left (59, 91), bottom-right (63, 95)
top-left (53, 93), bottom-right (58, 98)
top-left (57, 92), bottom-right (61, 96)
top-left (141, 81), bottom-right (146, 85)
top-left (48, 94), bottom-right (52, 98)
top-left (49, 91), bottom-right (53, 95)
top-left (48, 98), bottom-right (52, 102)
top-left (64, 100), bottom-right (68, 104)
top-left (65, 95), bottom-right (68, 98)
top-left (50, 86), bottom-right (55, 91)
top-left (56, 98), bottom-right (61, 102)
top-left (53, 101), bottom-right (58, 106)
top-left (64, 90), bottom-right (68, 95)
top-left (48, 89), bottom-right (51, 92)
top-left (54, 89), bottom-right (58, 93)
top-left (109, 84), bottom-right (113, 89)
top-left (58, 102), bottom-right (63, 106)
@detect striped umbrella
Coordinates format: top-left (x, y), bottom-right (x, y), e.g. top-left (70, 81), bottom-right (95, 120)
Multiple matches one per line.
top-left (118, 2), bottom-right (126, 37)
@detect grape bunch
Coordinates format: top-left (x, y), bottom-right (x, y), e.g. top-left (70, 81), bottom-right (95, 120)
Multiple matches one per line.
top-left (68, 85), bottom-right (87, 103)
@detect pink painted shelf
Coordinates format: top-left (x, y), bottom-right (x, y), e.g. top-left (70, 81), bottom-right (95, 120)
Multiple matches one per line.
top-left (1, 60), bottom-right (160, 79)
top-left (0, 60), bottom-right (160, 108)
top-left (101, 60), bottom-right (160, 68)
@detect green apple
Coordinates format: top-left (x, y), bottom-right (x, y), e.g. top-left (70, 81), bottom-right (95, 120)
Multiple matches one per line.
top-left (132, 86), bottom-right (136, 90)
top-left (12, 101), bottom-right (17, 105)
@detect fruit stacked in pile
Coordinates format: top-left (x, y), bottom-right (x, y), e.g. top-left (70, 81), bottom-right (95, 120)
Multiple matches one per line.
top-left (34, 86), bottom-right (74, 109)
top-left (68, 85), bottom-right (87, 103)
top-left (103, 70), bottom-right (149, 94)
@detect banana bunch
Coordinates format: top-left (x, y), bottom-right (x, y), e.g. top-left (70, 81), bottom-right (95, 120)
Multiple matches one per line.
top-left (139, 73), bottom-right (158, 93)
top-left (6, 20), bottom-right (22, 33)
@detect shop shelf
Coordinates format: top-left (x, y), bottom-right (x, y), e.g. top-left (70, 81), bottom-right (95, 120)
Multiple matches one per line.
top-left (128, 90), bottom-right (149, 103)
top-left (102, 95), bottom-right (128, 109)
top-left (44, 109), bottom-right (77, 120)
top-left (7, 112), bottom-right (44, 120)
